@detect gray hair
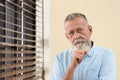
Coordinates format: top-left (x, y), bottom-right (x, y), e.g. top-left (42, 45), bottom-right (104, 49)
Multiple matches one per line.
top-left (64, 13), bottom-right (88, 24)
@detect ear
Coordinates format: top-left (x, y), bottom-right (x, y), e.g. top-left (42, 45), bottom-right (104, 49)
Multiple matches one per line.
top-left (88, 25), bottom-right (93, 36)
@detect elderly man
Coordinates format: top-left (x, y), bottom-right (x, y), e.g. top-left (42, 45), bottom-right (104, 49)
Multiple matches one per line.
top-left (52, 13), bottom-right (116, 80)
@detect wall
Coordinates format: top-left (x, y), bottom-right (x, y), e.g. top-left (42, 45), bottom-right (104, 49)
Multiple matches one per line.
top-left (52, 0), bottom-right (120, 80)
top-left (44, 0), bottom-right (52, 79)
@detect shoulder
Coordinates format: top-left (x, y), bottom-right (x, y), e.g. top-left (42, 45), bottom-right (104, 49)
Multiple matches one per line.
top-left (55, 48), bottom-right (72, 62)
top-left (93, 45), bottom-right (115, 57)
top-left (89, 45), bottom-right (116, 68)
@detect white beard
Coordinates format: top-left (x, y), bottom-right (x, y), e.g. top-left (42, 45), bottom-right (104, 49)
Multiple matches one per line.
top-left (73, 39), bottom-right (91, 52)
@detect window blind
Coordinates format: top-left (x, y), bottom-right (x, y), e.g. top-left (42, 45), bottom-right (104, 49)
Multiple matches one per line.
top-left (0, 0), bottom-right (44, 80)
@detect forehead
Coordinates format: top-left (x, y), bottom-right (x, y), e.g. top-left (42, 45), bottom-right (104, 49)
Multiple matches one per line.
top-left (65, 17), bottom-right (87, 31)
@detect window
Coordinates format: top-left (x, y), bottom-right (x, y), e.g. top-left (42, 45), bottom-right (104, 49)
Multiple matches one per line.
top-left (0, 0), bottom-right (44, 80)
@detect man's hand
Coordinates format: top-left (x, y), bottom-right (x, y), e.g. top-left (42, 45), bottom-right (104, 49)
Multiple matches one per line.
top-left (71, 50), bottom-right (87, 68)
top-left (63, 50), bottom-right (87, 80)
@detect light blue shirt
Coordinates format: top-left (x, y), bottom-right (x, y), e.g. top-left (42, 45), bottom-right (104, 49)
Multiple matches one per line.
top-left (52, 45), bottom-right (116, 80)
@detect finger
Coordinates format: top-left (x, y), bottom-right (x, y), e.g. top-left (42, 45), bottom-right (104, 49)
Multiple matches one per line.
top-left (83, 51), bottom-right (87, 55)
top-left (77, 50), bottom-right (87, 57)
top-left (77, 54), bottom-right (83, 58)
top-left (76, 54), bottom-right (83, 63)
top-left (75, 52), bottom-right (84, 57)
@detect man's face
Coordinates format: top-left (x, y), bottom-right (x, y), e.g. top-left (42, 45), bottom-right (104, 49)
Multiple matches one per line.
top-left (65, 17), bottom-right (92, 49)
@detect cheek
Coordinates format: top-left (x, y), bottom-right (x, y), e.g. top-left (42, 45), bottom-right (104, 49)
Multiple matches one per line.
top-left (85, 33), bottom-right (91, 41)
top-left (68, 36), bottom-right (74, 43)
top-left (87, 30), bottom-right (91, 37)
top-left (70, 37), bottom-right (75, 44)
top-left (84, 30), bottom-right (90, 37)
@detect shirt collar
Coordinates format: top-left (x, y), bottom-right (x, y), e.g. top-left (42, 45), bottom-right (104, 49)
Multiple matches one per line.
top-left (86, 41), bottom-right (95, 57)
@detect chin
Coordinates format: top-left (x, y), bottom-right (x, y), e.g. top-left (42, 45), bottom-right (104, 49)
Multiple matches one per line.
top-left (73, 42), bottom-right (91, 52)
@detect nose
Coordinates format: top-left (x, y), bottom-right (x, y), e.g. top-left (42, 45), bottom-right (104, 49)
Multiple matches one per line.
top-left (73, 32), bottom-right (80, 40)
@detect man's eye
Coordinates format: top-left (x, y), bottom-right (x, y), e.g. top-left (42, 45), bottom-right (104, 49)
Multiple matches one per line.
top-left (69, 32), bottom-right (74, 35)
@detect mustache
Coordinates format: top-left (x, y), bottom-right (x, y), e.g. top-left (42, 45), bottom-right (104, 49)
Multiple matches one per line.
top-left (73, 38), bottom-right (85, 45)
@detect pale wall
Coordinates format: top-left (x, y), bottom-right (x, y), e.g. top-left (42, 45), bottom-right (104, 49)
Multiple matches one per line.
top-left (52, 0), bottom-right (120, 80)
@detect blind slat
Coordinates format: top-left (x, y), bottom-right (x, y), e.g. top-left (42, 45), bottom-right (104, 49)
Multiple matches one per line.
top-left (0, 50), bottom-right (42, 54)
top-left (0, 56), bottom-right (36, 61)
top-left (6, 72), bottom-right (36, 80)
top-left (0, 34), bottom-right (37, 43)
top-left (0, 42), bottom-right (37, 48)
top-left (0, 67), bottom-right (35, 78)
top-left (1, 62), bottom-right (35, 69)
top-left (0, 56), bottom-right (42, 62)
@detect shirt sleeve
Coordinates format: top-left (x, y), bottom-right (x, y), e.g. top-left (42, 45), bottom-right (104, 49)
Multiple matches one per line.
top-left (52, 55), bottom-right (64, 80)
top-left (99, 51), bottom-right (116, 80)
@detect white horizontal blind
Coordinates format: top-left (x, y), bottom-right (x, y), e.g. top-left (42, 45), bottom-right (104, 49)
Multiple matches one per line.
top-left (0, 0), bottom-right (44, 80)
